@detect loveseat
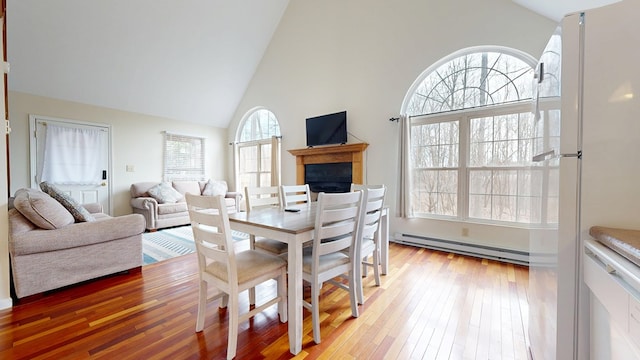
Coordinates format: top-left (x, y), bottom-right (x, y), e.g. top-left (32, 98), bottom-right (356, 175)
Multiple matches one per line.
top-left (130, 180), bottom-right (242, 231)
top-left (8, 187), bottom-right (145, 299)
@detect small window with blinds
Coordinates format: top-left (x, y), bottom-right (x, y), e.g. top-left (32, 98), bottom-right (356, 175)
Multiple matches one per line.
top-left (163, 132), bottom-right (205, 181)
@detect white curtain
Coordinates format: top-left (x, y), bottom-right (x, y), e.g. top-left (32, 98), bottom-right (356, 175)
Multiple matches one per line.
top-left (41, 124), bottom-right (106, 185)
top-left (397, 114), bottom-right (414, 218)
top-left (232, 141), bottom-right (239, 192)
top-left (271, 136), bottom-right (282, 187)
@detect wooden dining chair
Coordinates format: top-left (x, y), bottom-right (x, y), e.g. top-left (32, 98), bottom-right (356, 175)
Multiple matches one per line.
top-left (244, 186), bottom-right (289, 305)
top-left (302, 190), bottom-right (363, 344)
top-left (352, 185), bottom-right (386, 305)
top-left (244, 186), bottom-right (288, 255)
top-left (186, 193), bottom-right (287, 360)
top-left (280, 184), bottom-right (312, 208)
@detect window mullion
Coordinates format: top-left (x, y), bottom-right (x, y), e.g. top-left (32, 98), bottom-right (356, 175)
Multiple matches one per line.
top-left (460, 114), bottom-right (469, 220)
top-left (256, 143), bottom-right (263, 187)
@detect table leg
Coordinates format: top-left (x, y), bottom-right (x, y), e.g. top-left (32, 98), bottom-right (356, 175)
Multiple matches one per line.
top-left (287, 240), bottom-right (303, 354)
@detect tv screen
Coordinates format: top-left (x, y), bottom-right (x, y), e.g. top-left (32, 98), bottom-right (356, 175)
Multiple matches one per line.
top-left (305, 111), bottom-right (347, 147)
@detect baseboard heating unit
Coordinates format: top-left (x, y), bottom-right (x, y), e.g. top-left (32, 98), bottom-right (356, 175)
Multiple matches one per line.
top-left (393, 233), bottom-right (529, 266)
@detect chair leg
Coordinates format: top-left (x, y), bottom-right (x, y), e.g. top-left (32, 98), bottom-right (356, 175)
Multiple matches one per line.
top-left (277, 269), bottom-right (288, 323)
top-left (220, 294), bottom-right (229, 309)
top-left (311, 281), bottom-right (321, 344)
top-left (195, 280), bottom-right (207, 332)
top-left (248, 236), bottom-right (257, 305)
top-left (248, 288), bottom-right (256, 306)
top-left (356, 257), bottom-right (364, 305)
top-left (373, 250), bottom-right (381, 286)
top-left (349, 269), bottom-right (359, 318)
top-left (227, 292), bottom-right (239, 360)
top-left (362, 260), bottom-right (368, 278)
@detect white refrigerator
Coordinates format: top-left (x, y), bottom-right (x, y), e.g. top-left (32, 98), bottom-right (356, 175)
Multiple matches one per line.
top-left (529, 1), bottom-right (640, 359)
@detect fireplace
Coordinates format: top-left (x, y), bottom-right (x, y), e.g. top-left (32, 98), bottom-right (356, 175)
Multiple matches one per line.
top-left (305, 162), bottom-right (352, 193)
top-left (288, 143), bottom-right (368, 192)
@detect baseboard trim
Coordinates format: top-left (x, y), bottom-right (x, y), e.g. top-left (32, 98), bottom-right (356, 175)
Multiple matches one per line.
top-left (0, 297), bottom-right (13, 310)
top-left (393, 232), bottom-right (529, 266)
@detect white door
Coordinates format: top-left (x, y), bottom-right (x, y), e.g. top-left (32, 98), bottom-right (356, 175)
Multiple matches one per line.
top-left (29, 115), bottom-right (112, 214)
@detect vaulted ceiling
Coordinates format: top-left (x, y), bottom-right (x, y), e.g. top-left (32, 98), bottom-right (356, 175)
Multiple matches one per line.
top-left (512, 0), bottom-right (621, 21)
top-left (6, 0), bottom-right (289, 128)
top-left (5, 1), bottom-right (620, 129)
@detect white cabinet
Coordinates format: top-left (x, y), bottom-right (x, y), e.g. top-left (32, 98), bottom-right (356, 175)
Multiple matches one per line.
top-left (629, 296), bottom-right (640, 347)
top-left (584, 239), bottom-right (640, 357)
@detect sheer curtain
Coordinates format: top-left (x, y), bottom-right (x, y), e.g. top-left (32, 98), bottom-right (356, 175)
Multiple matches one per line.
top-left (270, 136), bottom-right (282, 187)
top-left (397, 114), bottom-right (413, 218)
top-left (41, 124), bottom-right (106, 185)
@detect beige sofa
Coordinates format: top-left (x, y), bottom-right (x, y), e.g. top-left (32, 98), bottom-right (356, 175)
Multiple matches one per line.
top-left (130, 180), bottom-right (242, 231)
top-left (8, 188), bottom-right (145, 299)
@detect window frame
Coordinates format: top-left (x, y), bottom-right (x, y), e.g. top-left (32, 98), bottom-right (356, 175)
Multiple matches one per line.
top-left (411, 101), bottom-right (536, 224)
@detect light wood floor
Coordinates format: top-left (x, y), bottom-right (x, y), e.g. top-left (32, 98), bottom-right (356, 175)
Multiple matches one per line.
top-left (0, 242), bottom-right (530, 359)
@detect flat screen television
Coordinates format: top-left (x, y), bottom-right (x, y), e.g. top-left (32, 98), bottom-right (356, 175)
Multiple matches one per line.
top-left (305, 111), bottom-right (347, 147)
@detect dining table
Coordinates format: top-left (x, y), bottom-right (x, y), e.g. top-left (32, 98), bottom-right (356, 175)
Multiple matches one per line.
top-left (227, 203), bottom-right (389, 355)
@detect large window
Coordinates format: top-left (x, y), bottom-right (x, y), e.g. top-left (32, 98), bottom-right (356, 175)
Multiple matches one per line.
top-left (404, 48), bottom-right (545, 224)
top-left (236, 108), bottom-right (281, 193)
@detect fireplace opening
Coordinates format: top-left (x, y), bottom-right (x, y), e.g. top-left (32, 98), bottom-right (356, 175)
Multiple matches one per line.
top-left (305, 162), bottom-right (352, 193)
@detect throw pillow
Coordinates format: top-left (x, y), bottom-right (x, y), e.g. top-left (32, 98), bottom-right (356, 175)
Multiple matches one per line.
top-left (39, 181), bottom-right (96, 223)
top-left (13, 188), bottom-right (75, 230)
top-left (147, 182), bottom-right (183, 204)
top-left (202, 180), bottom-right (227, 197)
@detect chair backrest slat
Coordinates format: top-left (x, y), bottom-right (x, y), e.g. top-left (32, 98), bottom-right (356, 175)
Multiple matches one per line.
top-left (245, 186), bottom-right (281, 211)
top-left (313, 191), bottom-right (362, 259)
top-left (360, 187), bottom-right (386, 239)
top-left (281, 184), bottom-right (312, 207)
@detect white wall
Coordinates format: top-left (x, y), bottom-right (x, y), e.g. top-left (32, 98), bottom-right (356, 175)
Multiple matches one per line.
top-left (8, 91), bottom-right (229, 216)
top-left (228, 0), bottom-right (557, 252)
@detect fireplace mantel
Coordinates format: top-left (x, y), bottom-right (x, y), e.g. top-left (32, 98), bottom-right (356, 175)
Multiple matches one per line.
top-left (288, 143), bottom-right (369, 187)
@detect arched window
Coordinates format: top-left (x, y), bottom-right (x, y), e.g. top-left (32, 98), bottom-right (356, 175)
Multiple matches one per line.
top-left (238, 108), bottom-right (280, 142)
top-left (402, 47), bottom-right (544, 224)
top-left (235, 108), bottom-right (281, 195)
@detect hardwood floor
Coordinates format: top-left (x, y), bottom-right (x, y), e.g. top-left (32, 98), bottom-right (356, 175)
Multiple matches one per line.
top-left (0, 242), bottom-right (529, 359)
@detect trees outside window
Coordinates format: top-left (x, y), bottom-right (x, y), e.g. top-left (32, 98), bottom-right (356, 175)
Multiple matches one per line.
top-left (404, 48), bottom-right (554, 225)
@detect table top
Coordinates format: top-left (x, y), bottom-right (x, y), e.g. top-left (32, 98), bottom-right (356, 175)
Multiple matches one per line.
top-left (228, 205), bottom-right (316, 235)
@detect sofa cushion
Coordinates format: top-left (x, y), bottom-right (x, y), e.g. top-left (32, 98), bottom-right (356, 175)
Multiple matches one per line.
top-left (148, 182), bottom-right (183, 204)
top-left (203, 180), bottom-right (228, 196)
top-left (157, 202), bottom-right (188, 215)
top-left (13, 188), bottom-right (75, 230)
top-left (130, 182), bottom-right (160, 198)
top-left (40, 182), bottom-right (96, 223)
top-left (172, 181), bottom-right (201, 197)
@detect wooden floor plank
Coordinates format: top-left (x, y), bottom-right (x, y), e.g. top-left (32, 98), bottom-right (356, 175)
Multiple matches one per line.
top-left (0, 242), bottom-right (529, 359)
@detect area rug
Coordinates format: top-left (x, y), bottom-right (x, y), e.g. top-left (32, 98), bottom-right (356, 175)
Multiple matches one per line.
top-left (142, 225), bottom-right (248, 265)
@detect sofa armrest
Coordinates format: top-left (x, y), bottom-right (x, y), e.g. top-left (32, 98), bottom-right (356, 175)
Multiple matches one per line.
top-left (131, 196), bottom-right (158, 210)
top-left (82, 203), bottom-right (103, 214)
top-left (10, 214), bottom-right (145, 256)
top-left (226, 191), bottom-right (243, 212)
top-left (130, 196), bottom-right (158, 230)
